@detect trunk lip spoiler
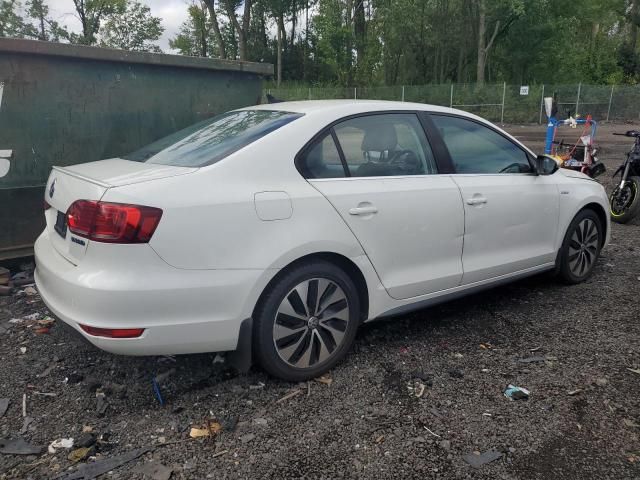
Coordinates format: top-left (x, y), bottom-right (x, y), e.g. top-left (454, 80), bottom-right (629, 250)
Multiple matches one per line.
top-left (52, 166), bottom-right (111, 188)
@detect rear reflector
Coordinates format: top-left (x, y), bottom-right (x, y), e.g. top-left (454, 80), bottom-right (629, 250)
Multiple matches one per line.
top-left (79, 324), bottom-right (145, 338)
top-left (67, 200), bottom-right (162, 243)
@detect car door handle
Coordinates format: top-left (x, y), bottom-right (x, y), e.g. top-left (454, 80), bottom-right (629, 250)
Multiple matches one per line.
top-left (466, 196), bottom-right (488, 205)
top-left (349, 206), bottom-right (378, 215)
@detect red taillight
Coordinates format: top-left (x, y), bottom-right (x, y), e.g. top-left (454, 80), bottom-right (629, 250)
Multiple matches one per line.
top-left (66, 200), bottom-right (162, 243)
top-left (79, 324), bottom-right (145, 338)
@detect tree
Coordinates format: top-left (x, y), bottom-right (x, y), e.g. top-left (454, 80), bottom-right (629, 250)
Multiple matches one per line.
top-left (0, 0), bottom-right (28, 37)
top-left (25, 0), bottom-right (70, 41)
top-left (101, 1), bottom-right (163, 51)
top-left (202, 0), bottom-right (228, 58)
top-left (169, 2), bottom-right (213, 57)
top-left (71, 0), bottom-right (125, 45)
top-left (221, 0), bottom-right (251, 60)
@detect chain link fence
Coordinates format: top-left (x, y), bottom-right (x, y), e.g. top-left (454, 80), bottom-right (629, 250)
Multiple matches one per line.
top-left (264, 83), bottom-right (640, 124)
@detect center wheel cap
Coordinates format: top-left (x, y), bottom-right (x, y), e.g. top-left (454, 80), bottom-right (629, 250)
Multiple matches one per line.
top-left (308, 316), bottom-right (319, 329)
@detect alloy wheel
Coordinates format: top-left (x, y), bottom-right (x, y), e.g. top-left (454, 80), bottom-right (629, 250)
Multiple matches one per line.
top-left (610, 183), bottom-right (636, 216)
top-left (567, 218), bottom-right (599, 277)
top-left (273, 278), bottom-right (350, 369)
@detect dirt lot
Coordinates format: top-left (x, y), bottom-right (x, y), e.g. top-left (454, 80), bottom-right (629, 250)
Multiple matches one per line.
top-left (1, 123), bottom-right (639, 480)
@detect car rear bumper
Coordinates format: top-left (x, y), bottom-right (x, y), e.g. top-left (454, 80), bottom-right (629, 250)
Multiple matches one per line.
top-left (34, 230), bottom-right (269, 355)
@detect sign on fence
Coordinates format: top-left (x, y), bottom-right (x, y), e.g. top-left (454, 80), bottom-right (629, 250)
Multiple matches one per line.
top-left (520, 86), bottom-right (529, 96)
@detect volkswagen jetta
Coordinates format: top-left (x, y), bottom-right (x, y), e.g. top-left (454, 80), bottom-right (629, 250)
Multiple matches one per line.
top-left (35, 101), bottom-right (610, 380)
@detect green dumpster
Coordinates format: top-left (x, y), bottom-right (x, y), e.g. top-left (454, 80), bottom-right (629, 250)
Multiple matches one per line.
top-left (0, 38), bottom-right (272, 260)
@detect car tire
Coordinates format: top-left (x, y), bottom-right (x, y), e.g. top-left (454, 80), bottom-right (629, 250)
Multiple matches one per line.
top-left (557, 209), bottom-right (603, 284)
top-left (253, 260), bottom-right (361, 381)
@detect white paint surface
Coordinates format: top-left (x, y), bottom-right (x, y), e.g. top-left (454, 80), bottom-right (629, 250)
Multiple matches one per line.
top-left (0, 158), bottom-right (9, 178)
top-left (0, 82), bottom-right (4, 110)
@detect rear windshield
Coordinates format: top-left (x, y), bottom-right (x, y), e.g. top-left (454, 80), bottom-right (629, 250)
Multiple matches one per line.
top-left (123, 110), bottom-right (303, 167)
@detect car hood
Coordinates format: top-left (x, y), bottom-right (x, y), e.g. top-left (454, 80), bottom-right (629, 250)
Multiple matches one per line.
top-left (59, 158), bottom-right (197, 187)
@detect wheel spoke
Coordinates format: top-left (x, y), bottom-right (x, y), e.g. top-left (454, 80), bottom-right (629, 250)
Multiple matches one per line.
top-left (288, 287), bottom-right (309, 317)
top-left (320, 298), bottom-right (349, 321)
top-left (306, 279), bottom-right (319, 316)
top-left (277, 297), bottom-right (308, 321)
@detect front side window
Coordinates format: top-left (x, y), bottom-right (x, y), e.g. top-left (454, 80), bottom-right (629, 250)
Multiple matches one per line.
top-left (430, 115), bottom-right (533, 174)
top-left (124, 110), bottom-right (303, 167)
top-left (334, 114), bottom-right (438, 177)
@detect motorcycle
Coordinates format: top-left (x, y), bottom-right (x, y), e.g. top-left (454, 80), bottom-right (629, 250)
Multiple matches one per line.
top-left (610, 130), bottom-right (640, 223)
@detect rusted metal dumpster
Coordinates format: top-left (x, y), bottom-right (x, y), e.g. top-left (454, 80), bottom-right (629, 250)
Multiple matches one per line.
top-left (0, 38), bottom-right (272, 260)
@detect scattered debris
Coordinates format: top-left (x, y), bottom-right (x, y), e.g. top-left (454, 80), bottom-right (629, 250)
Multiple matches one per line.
top-left (133, 460), bottom-right (173, 480)
top-left (315, 374), bottom-right (333, 385)
top-left (253, 418), bottom-right (268, 426)
top-left (23, 286), bottom-right (37, 295)
top-left (68, 447), bottom-right (93, 463)
top-left (453, 353), bottom-right (464, 359)
top-left (275, 389), bottom-right (303, 404)
top-left (95, 392), bottom-right (108, 416)
top-left (75, 433), bottom-right (96, 448)
top-left (439, 439), bottom-right (451, 450)
top-left (518, 356), bottom-right (547, 363)
top-left (530, 346), bottom-right (542, 352)
top-left (33, 391), bottom-right (57, 397)
top-left (48, 438), bottom-right (74, 454)
top-left (0, 438), bottom-right (44, 455)
top-left (449, 369), bottom-right (464, 379)
top-left (249, 382), bottom-right (265, 390)
top-left (212, 449), bottom-right (228, 459)
top-left (462, 449), bottom-right (503, 469)
top-left (407, 380), bottom-right (426, 398)
top-left (66, 373), bottom-right (85, 384)
top-left (479, 343), bottom-right (493, 350)
top-left (423, 426), bottom-right (441, 438)
top-left (189, 419), bottom-right (222, 438)
top-left (56, 446), bottom-right (152, 480)
top-left (504, 385), bottom-right (530, 401)
top-left (219, 416), bottom-right (238, 432)
top-left (213, 353), bottom-right (225, 364)
top-left (627, 368), bottom-right (640, 375)
top-left (595, 378), bottom-right (608, 387)
top-left (240, 433), bottom-right (255, 443)
top-left (0, 266), bottom-right (9, 284)
top-left (623, 419), bottom-right (639, 428)
top-left (20, 417), bottom-right (34, 434)
top-left (19, 347), bottom-right (27, 354)
top-left (567, 389), bottom-right (583, 396)
top-left (22, 393), bottom-right (26, 417)
top-left (0, 398), bottom-right (8, 417)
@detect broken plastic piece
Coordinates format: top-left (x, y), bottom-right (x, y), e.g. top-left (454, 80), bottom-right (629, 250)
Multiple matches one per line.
top-left (504, 385), bottom-right (530, 401)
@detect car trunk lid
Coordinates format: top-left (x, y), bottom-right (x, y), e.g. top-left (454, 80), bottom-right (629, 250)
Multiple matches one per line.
top-left (44, 159), bottom-right (195, 265)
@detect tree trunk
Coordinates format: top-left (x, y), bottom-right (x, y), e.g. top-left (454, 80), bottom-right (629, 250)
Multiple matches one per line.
top-left (224, 0), bottom-right (251, 60)
top-left (354, 0), bottom-right (366, 64)
top-left (277, 22), bottom-right (282, 86)
top-left (290, 1), bottom-right (297, 51)
top-left (203, 0), bottom-right (227, 58)
top-left (476, 0), bottom-right (499, 85)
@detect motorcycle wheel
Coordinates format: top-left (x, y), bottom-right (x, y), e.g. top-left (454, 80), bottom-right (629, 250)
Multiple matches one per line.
top-left (610, 176), bottom-right (640, 224)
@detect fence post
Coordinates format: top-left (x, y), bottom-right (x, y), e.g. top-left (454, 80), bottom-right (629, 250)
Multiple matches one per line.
top-left (606, 84), bottom-right (615, 122)
top-left (575, 82), bottom-right (582, 115)
top-left (450, 83), bottom-right (454, 108)
top-left (402, 85), bottom-right (405, 102)
top-left (500, 82), bottom-right (506, 124)
top-left (539, 84), bottom-right (545, 124)
top-left (354, 87), bottom-right (357, 99)
top-left (308, 87), bottom-right (311, 100)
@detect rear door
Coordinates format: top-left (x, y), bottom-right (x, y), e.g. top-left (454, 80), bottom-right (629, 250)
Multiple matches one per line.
top-left (427, 114), bottom-right (559, 285)
top-left (299, 112), bottom-right (465, 300)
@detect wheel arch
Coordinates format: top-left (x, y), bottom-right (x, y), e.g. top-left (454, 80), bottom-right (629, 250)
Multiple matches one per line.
top-left (252, 251), bottom-right (370, 323)
top-left (580, 202), bottom-right (608, 247)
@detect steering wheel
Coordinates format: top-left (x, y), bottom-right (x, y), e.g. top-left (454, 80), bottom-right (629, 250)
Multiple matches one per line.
top-left (389, 150), bottom-right (422, 174)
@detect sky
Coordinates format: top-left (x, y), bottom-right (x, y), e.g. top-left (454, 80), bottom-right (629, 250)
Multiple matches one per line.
top-left (45, 0), bottom-right (188, 51)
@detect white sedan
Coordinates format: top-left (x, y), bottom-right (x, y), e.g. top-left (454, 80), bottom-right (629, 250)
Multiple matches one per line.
top-left (35, 101), bottom-right (610, 380)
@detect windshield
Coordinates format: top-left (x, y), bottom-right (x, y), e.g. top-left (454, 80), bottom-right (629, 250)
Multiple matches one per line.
top-left (123, 110), bottom-right (303, 167)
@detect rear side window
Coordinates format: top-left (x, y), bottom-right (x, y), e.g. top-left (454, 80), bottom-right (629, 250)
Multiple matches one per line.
top-left (430, 114), bottom-right (532, 174)
top-left (124, 110), bottom-right (303, 167)
top-left (298, 132), bottom-right (347, 179)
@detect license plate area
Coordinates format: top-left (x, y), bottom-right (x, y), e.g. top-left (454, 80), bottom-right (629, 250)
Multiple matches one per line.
top-left (54, 211), bottom-right (67, 239)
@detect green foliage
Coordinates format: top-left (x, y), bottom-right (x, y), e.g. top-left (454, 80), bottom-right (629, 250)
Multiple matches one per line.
top-left (101, 1), bottom-right (164, 51)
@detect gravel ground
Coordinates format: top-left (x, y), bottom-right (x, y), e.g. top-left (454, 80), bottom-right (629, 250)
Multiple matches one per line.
top-left (1, 123), bottom-right (639, 480)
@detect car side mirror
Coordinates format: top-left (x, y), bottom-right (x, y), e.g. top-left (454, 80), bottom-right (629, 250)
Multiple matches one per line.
top-left (535, 155), bottom-right (559, 175)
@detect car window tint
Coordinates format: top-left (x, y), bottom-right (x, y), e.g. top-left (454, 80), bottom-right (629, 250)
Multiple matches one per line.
top-left (333, 114), bottom-right (438, 177)
top-left (430, 115), bottom-right (532, 174)
top-left (124, 110), bottom-right (303, 167)
top-left (298, 132), bottom-right (346, 179)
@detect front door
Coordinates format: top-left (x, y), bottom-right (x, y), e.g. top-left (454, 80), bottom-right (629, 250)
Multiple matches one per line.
top-left (429, 114), bottom-right (560, 285)
top-left (298, 113), bottom-right (465, 300)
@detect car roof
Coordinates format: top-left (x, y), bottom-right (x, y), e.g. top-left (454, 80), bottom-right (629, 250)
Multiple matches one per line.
top-left (243, 99), bottom-right (467, 116)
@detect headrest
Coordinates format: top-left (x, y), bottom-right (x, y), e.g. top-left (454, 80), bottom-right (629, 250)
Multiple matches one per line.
top-left (361, 122), bottom-right (397, 152)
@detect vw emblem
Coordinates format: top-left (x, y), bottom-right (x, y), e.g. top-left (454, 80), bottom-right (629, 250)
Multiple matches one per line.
top-left (49, 179), bottom-right (56, 198)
